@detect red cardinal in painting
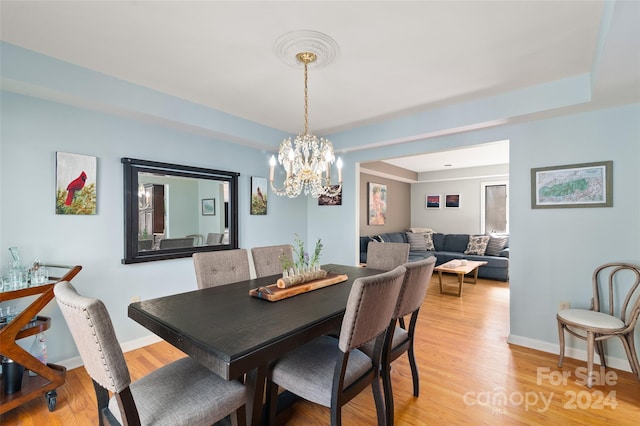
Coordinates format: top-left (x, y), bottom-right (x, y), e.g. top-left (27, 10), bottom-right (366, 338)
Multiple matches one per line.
top-left (65, 171), bottom-right (87, 205)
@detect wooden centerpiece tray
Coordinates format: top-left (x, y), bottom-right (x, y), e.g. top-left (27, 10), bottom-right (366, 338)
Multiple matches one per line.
top-left (249, 272), bottom-right (348, 302)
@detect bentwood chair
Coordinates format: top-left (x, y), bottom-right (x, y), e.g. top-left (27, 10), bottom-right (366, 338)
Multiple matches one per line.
top-left (54, 281), bottom-right (247, 426)
top-left (366, 242), bottom-right (410, 271)
top-left (186, 233), bottom-right (203, 246)
top-left (362, 257), bottom-right (436, 425)
top-left (265, 266), bottom-right (406, 426)
top-left (557, 262), bottom-right (640, 388)
top-left (251, 244), bottom-right (293, 278)
top-left (193, 249), bottom-right (251, 289)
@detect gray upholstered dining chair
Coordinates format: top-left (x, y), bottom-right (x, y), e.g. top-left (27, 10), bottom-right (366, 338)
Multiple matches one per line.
top-left (251, 244), bottom-right (293, 278)
top-left (557, 262), bottom-right (640, 388)
top-left (206, 232), bottom-right (224, 245)
top-left (265, 266), bottom-right (407, 426)
top-left (159, 237), bottom-right (194, 249)
top-left (193, 249), bottom-right (251, 289)
top-left (366, 241), bottom-right (410, 271)
top-left (54, 281), bottom-right (247, 426)
top-left (361, 256), bottom-right (436, 425)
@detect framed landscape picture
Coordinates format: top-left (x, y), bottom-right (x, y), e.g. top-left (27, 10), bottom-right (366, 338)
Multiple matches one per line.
top-left (426, 194), bottom-right (441, 209)
top-left (531, 161), bottom-right (612, 209)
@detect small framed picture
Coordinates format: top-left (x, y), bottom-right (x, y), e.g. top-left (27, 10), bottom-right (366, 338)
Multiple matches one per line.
top-left (56, 152), bottom-right (97, 215)
top-left (318, 185), bottom-right (342, 206)
top-left (426, 194), bottom-right (441, 209)
top-left (202, 198), bottom-right (216, 215)
top-left (251, 176), bottom-right (267, 215)
top-left (445, 194), bottom-right (460, 208)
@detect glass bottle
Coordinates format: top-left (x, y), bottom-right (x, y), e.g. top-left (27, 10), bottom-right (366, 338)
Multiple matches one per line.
top-left (28, 332), bottom-right (48, 376)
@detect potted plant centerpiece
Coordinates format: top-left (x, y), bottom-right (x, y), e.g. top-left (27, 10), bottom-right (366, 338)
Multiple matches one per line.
top-left (277, 234), bottom-right (327, 288)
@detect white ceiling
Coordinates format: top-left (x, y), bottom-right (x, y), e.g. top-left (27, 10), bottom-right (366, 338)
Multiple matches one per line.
top-left (1, 1), bottom-right (638, 172)
top-left (383, 140), bottom-right (509, 173)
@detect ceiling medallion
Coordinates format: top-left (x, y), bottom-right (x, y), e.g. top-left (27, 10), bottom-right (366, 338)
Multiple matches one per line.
top-left (273, 30), bottom-right (339, 68)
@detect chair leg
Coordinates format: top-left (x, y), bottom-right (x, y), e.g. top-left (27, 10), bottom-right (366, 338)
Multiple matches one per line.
top-left (265, 380), bottom-right (279, 426)
top-left (557, 320), bottom-right (566, 367)
top-left (620, 333), bottom-right (640, 379)
top-left (372, 374), bottom-right (387, 426)
top-left (382, 363), bottom-right (394, 426)
top-left (231, 404), bottom-right (246, 426)
top-left (408, 342), bottom-right (420, 397)
top-left (330, 404), bottom-right (342, 426)
top-left (595, 337), bottom-right (607, 368)
top-left (586, 331), bottom-right (595, 388)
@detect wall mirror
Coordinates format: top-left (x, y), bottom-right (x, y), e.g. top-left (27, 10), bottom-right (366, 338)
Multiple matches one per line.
top-left (122, 158), bottom-right (239, 264)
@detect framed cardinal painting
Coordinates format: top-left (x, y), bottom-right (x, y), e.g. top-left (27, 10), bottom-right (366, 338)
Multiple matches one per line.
top-left (56, 152), bottom-right (97, 215)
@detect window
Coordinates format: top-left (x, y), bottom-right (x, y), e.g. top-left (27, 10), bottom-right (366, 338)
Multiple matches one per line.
top-left (481, 181), bottom-right (508, 234)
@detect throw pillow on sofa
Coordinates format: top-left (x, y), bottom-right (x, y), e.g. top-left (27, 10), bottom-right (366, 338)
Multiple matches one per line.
top-left (406, 232), bottom-right (434, 251)
top-left (464, 235), bottom-right (491, 255)
top-left (406, 232), bottom-right (427, 251)
top-left (485, 235), bottom-right (509, 256)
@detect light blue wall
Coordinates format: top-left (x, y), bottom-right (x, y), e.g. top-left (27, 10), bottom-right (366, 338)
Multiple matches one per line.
top-left (0, 91), bottom-right (308, 361)
top-left (335, 104), bottom-right (639, 365)
top-left (2, 42), bottom-right (639, 371)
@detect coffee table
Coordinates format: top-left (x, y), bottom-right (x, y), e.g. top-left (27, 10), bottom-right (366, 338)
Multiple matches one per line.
top-left (435, 260), bottom-right (488, 297)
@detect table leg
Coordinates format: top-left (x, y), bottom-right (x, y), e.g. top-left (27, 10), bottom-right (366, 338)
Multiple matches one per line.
top-left (245, 365), bottom-right (267, 426)
top-left (472, 266), bottom-right (480, 284)
top-left (438, 271), bottom-right (463, 297)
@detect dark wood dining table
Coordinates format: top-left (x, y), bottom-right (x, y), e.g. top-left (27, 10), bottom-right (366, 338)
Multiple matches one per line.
top-left (128, 263), bottom-right (382, 426)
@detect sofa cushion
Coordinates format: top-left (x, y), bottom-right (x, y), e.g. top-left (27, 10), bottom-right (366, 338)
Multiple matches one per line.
top-left (405, 232), bottom-right (435, 251)
top-left (485, 235), bottom-right (509, 256)
top-left (383, 233), bottom-right (407, 243)
top-left (464, 235), bottom-right (491, 255)
top-left (424, 232), bottom-right (435, 250)
top-left (432, 233), bottom-right (446, 251)
top-left (443, 234), bottom-right (469, 253)
top-left (406, 232), bottom-right (428, 251)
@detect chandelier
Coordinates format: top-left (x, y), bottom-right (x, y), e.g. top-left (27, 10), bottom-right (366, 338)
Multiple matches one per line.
top-left (269, 51), bottom-right (342, 198)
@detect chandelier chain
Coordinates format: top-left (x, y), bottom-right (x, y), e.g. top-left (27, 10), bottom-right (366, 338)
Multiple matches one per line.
top-left (304, 60), bottom-right (309, 135)
top-left (269, 50), bottom-right (342, 198)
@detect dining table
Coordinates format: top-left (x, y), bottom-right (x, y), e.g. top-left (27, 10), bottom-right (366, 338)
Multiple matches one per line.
top-left (127, 263), bottom-right (383, 426)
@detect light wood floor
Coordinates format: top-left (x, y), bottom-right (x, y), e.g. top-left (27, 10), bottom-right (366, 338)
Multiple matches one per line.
top-left (2, 276), bottom-right (639, 425)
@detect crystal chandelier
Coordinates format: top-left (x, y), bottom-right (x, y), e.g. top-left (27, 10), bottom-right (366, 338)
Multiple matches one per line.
top-left (270, 51), bottom-right (342, 198)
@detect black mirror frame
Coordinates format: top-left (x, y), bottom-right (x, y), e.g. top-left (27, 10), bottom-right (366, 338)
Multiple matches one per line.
top-left (122, 158), bottom-right (240, 264)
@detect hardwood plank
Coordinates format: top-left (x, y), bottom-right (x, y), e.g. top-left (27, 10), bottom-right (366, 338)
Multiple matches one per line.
top-left (1, 277), bottom-right (638, 425)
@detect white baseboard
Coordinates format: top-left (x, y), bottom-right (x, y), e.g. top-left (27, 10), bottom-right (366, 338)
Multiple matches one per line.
top-left (507, 334), bottom-right (632, 373)
top-left (56, 334), bottom-right (163, 371)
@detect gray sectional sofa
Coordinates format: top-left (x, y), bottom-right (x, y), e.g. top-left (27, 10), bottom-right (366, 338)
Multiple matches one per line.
top-left (360, 231), bottom-right (509, 281)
